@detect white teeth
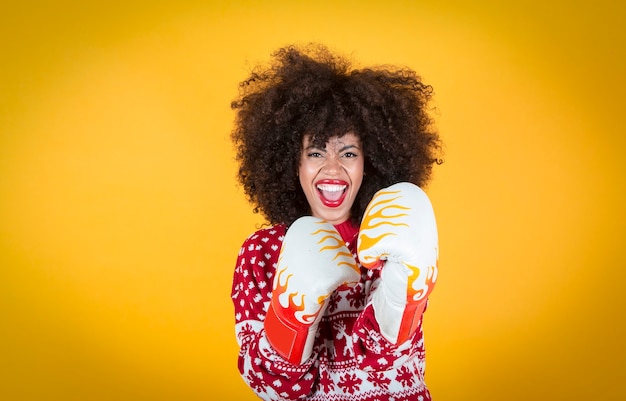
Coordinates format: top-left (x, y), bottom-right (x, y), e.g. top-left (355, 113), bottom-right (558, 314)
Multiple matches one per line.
top-left (317, 184), bottom-right (346, 192)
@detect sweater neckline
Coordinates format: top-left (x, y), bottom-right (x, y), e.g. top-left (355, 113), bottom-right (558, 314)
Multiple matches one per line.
top-left (333, 219), bottom-right (359, 245)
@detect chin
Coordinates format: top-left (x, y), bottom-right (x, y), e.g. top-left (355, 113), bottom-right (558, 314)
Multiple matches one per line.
top-left (321, 211), bottom-right (350, 224)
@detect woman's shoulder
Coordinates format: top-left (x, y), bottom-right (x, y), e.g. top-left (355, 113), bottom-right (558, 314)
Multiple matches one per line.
top-left (239, 223), bottom-right (287, 251)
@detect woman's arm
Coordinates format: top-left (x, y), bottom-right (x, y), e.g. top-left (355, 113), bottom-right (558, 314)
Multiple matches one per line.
top-left (231, 226), bottom-right (320, 400)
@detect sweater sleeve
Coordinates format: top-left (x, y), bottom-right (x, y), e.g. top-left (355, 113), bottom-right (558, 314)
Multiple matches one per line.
top-left (351, 275), bottom-right (429, 376)
top-left (231, 226), bottom-right (320, 400)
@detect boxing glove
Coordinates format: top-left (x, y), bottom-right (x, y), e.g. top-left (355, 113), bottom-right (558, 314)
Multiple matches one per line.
top-left (264, 216), bottom-right (361, 364)
top-left (357, 182), bottom-right (438, 344)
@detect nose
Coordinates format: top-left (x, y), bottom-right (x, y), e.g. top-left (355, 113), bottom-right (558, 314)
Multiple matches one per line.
top-left (322, 156), bottom-right (342, 175)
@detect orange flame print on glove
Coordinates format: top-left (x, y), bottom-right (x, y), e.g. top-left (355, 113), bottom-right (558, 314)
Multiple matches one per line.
top-left (272, 266), bottom-right (323, 325)
top-left (313, 227), bottom-right (361, 278)
top-left (358, 189), bottom-right (409, 269)
top-left (405, 260), bottom-right (437, 303)
top-left (272, 223), bottom-right (359, 325)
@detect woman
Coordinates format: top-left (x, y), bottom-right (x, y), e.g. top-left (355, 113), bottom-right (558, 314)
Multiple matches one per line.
top-left (230, 43), bottom-right (442, 400)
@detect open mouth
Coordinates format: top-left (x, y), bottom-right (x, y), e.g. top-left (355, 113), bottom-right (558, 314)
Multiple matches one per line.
top-left (316, 180), bottom-right (348, 207)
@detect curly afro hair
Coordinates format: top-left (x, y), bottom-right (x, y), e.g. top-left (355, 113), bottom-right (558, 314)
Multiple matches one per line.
top-left (231, 43), bottom-right (443, 226)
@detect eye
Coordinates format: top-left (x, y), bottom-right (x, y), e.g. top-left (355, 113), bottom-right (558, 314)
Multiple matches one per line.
top-left (307, 151), bottom-right (323, 158)
top-left (342, 151), bottom-right (359, 158)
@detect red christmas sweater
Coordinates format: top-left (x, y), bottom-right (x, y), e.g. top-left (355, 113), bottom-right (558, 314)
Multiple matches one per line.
top-left (231, 220), bottom-right (432, 401)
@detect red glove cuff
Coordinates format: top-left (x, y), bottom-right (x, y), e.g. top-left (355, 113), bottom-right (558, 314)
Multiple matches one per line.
top-left (264, 301), bottom-right (311, 365)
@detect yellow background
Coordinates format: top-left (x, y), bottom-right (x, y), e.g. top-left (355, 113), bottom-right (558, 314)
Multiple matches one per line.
top-left (1, 1), bottom-right (624, 400)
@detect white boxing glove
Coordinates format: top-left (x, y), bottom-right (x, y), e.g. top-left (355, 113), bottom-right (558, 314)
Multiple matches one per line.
top-left (264, 216), bottom-right (361, 364)
top-left (357, 182), bottom-right (438, 344)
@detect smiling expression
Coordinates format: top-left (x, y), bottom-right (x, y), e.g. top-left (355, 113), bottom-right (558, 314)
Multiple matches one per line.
top-left (298, 133), bottom-right (364, 225)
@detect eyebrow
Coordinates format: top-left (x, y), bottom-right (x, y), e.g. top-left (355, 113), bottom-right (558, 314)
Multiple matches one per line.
top-left (304, 144), bottom-right (361, 152)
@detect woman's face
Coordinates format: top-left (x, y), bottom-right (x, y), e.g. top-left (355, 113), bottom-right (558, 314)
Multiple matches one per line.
top-left (298, 132), bottom-right (364, 225)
